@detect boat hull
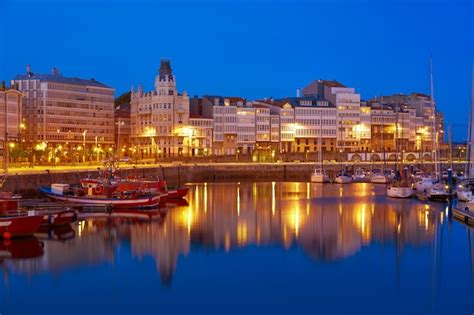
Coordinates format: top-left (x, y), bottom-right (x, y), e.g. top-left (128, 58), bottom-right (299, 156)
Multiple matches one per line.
top-left (370, 175), bottom-right (390, 184)
top-left (387, 187), bottom-right (413, 198)
top-left (40, 187), bottom-right (161, 209)
top-left (335, 176), bottom-right (352, 184)
top-left (166, 187), bottom-right (189, 199)
top-left (0, 215), bottom-right (43, 238)
top-left (311, 174), bottom-right (329, 183)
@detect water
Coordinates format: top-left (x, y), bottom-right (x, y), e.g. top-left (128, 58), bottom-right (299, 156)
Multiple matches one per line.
top-left (1, 182), bottom-right (473, 315)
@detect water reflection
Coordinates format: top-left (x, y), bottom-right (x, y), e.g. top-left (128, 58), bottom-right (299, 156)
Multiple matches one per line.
top-left (0, 182), bottom-right (472, 288)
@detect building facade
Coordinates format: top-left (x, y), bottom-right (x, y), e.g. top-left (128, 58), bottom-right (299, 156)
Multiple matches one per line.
top-left (0, 84), bottom-right (23, 164)
top-left (130, 60), bottom-right (190, 158)
top-left (12, 66), bottom-right (115, 163)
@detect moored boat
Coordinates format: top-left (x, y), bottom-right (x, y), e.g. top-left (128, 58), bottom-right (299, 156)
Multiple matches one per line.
top-left (370, 172), bottom-right (390, 184)
top-left (387, 184), bottom-right (413, 198)
top-left (40, 184), bottom-right (163, 209)
top-left (335, 173), bottom-right (352, 184)
top-left (310, 167), bottom-right (329, 183)
top-left (0, 214), bottom-right (43, 239)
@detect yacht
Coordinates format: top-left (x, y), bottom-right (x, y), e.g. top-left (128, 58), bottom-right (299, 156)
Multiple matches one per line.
top-left (310, 109), bottom-right (329, 184)
top-left (387, 183), bottom-right (413, 198)
top-left (427, 182), bottom-right (455, 202)
top-left (311, 167), bottom-right (329, 183)
top-left (352, 167), bottom-right (366, 181)
top-left (370, 171), bottom-right (390, 184)
top-left (456, 183), bottom-right (472, 202)
top-left (335, 172), bottom-right (352, 184)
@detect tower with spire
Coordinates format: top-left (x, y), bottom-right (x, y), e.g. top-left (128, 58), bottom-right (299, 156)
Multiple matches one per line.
top-left (130, 59), bottom-right (190, 158)
top-left (155, 59), bottom-right (176, 96)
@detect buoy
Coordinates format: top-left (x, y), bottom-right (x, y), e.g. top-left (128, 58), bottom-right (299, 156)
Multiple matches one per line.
top-left (3, 231), bottom-right (12, 239)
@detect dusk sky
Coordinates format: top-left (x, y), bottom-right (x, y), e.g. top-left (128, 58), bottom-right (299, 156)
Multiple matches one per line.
top-left (1, 0), bottom-right (472, 139)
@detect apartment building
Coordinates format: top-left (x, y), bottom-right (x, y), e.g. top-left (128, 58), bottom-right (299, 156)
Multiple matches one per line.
top-left (0, 84), bottom-right (23, 164)
top-left (303, 80), bottom-right (361, 152)
top-left (12, 66), bottom-right (115, 162)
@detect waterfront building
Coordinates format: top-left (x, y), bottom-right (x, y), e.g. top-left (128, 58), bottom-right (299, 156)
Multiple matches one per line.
top-left (0, 83), bottom-right (23, 164)
top-left (130, 59), bottom-right (190, 158)
top-left (303, 80), bottom-right (362, 152)
top-left (188, 116), bottom-right (213, 156)
top-left (115, 102), bottom-right (131, 159)
top-left (12, 66), bottom-right (115, 162)
top-left (200, 96), bottom-right (241, 156)
top-left (236, 106), bottom-right (256, 154)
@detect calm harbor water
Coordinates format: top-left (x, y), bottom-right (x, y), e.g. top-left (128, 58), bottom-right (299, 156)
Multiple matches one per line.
top-left (1, 182), bottom-right (473, 314)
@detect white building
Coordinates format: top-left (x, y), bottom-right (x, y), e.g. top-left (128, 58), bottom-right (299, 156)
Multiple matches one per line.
top-left (130, 59), bottom-right (190, 158)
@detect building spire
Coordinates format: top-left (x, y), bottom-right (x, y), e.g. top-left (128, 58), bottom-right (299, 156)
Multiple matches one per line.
top-left (159, 59), bottom-right (173, 81)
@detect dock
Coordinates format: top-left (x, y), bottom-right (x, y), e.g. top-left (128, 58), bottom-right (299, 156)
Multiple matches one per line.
top-left (452, 207), bottom-right (474, 226)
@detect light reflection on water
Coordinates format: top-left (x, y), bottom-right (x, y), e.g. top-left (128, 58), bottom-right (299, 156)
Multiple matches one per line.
top-left (0, 182), bottom-right (473, 314)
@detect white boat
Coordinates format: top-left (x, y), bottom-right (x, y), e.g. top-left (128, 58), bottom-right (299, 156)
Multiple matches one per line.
top-left (387, 184), bottom-right (413, 198)
top-left (335, 174), bottom-right (352, 184)
top-left (310, 109), bottom-right (329, 184)
top-left (370, 173), bottom-right (390, 184)
top-left (352, 167), bottom-right (366, 181)
top-left (311, 167), bottom-right (329, 183)
top-left (457, 184), bottom-right (472, 202)
top-left (427, 183), bottom-right (455, 202)
top-left (414, 177), bottom-right (436, 192)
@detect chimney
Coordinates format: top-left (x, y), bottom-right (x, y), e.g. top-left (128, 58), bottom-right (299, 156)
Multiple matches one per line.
top-left (26, 64), bottom-right (31, 74)
top-left (296, 88), bottom-right (301, 97)
top-left (52, 67), bottom-right (60, 76)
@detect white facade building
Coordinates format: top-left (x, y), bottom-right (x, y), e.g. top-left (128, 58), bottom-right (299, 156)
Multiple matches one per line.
top-left (130, 60), bottom-right (190, 158)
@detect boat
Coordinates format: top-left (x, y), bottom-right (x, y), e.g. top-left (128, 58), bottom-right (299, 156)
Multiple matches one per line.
top-left (386, 109), bottom-right (412, 199)
top-left (0, 214), bottom-right (43, 239)
top-left (335, 172), bottom-right (352, 184)
top-left (352, 167), bottom-right (366, 182)
top-left (310, 110), bottom-right (329, 184)
top-left (370, 172), bottom-right (390, 184)
top-left (456, 183), bottom-right (473, 202)
top-left (371, 97), bottom-right (391, 185)
top-left (427, 182), bottom-right (455, 202)
top-left (40, 184), bottom-right (162, 209)
top-left (82, 161), bottom-right (188, 199)
top-left (414, 176), bottom-right (436, 192)
top-left (387, 173), bottom-right (413, 199)
top-left (311, 167), bottom-right (329, 183)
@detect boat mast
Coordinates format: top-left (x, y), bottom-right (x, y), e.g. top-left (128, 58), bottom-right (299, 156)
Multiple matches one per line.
top-left (466, 67), bottom-right (474, 178)
top-left (430, 56), bottom-right (440, 179)
top-left (381, 96), bottom-right (386, 173)
top-left (319, 107), bottom-right (323, 169)
top-left (2, 88), bottom-right (8, 176)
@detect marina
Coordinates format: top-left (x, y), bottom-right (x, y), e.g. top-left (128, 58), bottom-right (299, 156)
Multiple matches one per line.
top-left (0, 182), bottom-right (473, 314)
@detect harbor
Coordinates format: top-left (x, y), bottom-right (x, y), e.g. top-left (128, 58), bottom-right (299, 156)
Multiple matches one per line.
top-left (0, 182), bottom-right (473, 314)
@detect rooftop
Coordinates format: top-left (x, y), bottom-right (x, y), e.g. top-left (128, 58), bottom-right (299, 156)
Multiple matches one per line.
top-left (13, 66), bottom-right (111, 89)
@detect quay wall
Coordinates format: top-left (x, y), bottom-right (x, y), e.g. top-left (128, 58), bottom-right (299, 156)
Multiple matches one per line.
top-left (2, 162), bottom-right (466, 198)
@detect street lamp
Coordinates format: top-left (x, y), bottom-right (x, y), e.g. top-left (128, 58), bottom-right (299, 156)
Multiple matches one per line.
top-left (82, 129), bottom-right (88, 163)
top-left (116, 121), bottom-right (125, 160)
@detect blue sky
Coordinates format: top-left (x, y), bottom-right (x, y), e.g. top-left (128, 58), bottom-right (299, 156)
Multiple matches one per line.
top-left (0, 0), bottom-right (472, 139)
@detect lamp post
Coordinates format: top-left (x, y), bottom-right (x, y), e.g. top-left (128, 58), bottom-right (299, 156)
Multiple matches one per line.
top-left (116, 121), bottom-right (124, 161)
top-left (82, 129), bottom-right (88, 163)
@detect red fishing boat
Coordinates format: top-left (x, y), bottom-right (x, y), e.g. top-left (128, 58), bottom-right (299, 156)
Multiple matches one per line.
top-left (40, 183), bottom-right (163, 209)
top-left (0, 215), bottom-right (43, 239)
top-left (1, 193), bottom-right (44, 238)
